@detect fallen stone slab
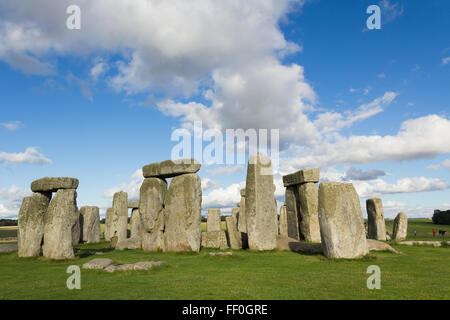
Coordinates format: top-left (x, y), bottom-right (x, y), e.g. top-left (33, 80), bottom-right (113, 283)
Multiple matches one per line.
top-left (82, 258), bottom-right (114, 270)
top-left (31, 177), bottom-right (79, 193)
top-left (142, 159), bottom-right (201, 179)
top-left (209, 252), bottom-right (233, 256)
top-left (127, 201), bottom-right (139, 209)
top-left (282, 168), bottom-right (319, 187)
top-left (367, 239), bottom-right (401, 254)
top-left (104, 261), bottom-right (163, 272)
top-left (398, 241), bottom-right (449, 247)
top-left (276, 236), bottom-right (323, 254)
top-left (133, 261), bottom-right (163, 270)
top-left (0, 243), bottom-right (18, 253)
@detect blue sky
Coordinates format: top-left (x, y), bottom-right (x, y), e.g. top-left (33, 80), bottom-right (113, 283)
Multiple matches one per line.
top-left (0, 0), bottom-right (449, 219)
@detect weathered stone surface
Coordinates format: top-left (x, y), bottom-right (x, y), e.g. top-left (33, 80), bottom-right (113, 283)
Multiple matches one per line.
top-left (139, 178), bottom-right (167, 251)
top-left (297, 183), bottom-right (321, 243)
top-left (104, 261), bottom-right (163, 272)
top-left (209, 252), bottom-right (232, 256)
top-left (164, 173), bottom-right (202, 252)
top-left (72, 208), bottom-right (81, 246)
top-left (282, 168), bottom-right (319, 187)
top-left (127, 201), bottom-right (139, 209)
top-left (111, 191), bottom-right (128, 243)
top-left (31, 177), bottom-right (79, 193)
top-left (392, 212), bottom-right (408, 241)
top-left (207, 208), bottom-right (221, 232)
top-left (245, 153), bottom-right (278, 251)
top-left (225, 216), bottom-right (242, 249)
top-left (142, 159), bottom-right (201, 179)
top-left (240, 189), bottom-right (246, 197)
top-left (366, 198), bottom-right (387, 241)
top-left (279, 205), bottom-right (288, 237)
top-left (0, 243), bottom-right (18, 253)
top-left (129, 208), bottom-right (142, 239)
top-left (104, 208), bottom-right (113, 241)
top-left (80, 206), bottom-right (100, 243)
top-left (284, 186), bottom-right (300, 240)
top-left (276, 236), bottom-right (323, 254)
top-left (237, 192), bottom-right (247, 233)
top-left (201, 231), bottom-right (229, 249)
top-left (82, 258), bottom-right (114, 270)
top-left (398, 241), bottom-right (448, 247)
top-left (231, 208), bottom-right (239, 227)
top-left (367, 239), bottom-right (401, 254)
top-left (318, 182), bottom-right (369, 259)
top-left (43, 189), bottom-right (78, 260)
top-left (110, 235), bottom-right (118, 248)
top-left (115, 237), bottom-right (142, 250)
top-left (133, 261), bottom-right (163, 270)
top-left (18, 192), bottom-right (51, 257)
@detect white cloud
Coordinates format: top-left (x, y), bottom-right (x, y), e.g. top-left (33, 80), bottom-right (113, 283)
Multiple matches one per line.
top-left (0, 147), bottom-right (51, 165)
top-left (201, 178), bottom-right (221, 191)
top-left (102, 169), bottom-right (143, 201)
top-left (202, 183), bottom-right (242, 209)
top-left (90, 58), bottom-right (108, 80)
top-left (442, 57), bottom-right (450, 65)
top-left (1, 121), bottom-right (21, 131)
top-left (0, 185), bottom-right (31, 218)
top-left (344, 167), bottom-right (386, 181)
top-left (382, 200), bottom-right (434, 219)
top-left (427, 159), bottom-right (450, 170)
top-left (377, 73), bottom-right (386, 79)
top-left (206, 165), bottom-right (244, 175)
top-left (379, 0), bottom-right (404, 24)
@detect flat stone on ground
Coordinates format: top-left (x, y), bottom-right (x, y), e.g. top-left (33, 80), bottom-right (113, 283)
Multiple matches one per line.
top-left (0, 243), bottom-right (18, 253)
top-left (142, 159), bottom-right (201, 179)
top-left (31, 177), bottom-right (79, 192)
top-left (82, 258), bottom-right (114, 270)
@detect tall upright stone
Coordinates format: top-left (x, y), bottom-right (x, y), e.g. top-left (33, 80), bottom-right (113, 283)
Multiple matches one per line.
top-left (238, 189), bottom-right (247, 233)
top-left (104, 208), bottom-right (113, 241)
top-left (366, 198), bottom-right (387, 241)
top-left (130, 208), bottom-right (142, 239)
top-left (139, 178), bottom-right (167, 251)
top-left (245, 153), bottom-right (278, 251)
top-left (18, 192), bottom-right (51, 257)
top-left (225, 216), bottom-right (242, 249)
top-left (318, 182), bottom-right (369, 259)
top-left (297, 183), bottom-right (321, 243)
top-left (43, 189), bottom-right (79, 260)
top-left (111, 191), bottom-right (128, 243)
top-left (207, 208), bottom-right (221, 232)
top-left (392, 212), bottom-right (408, 241)
top-left (80, 206), bottom-right (100, 243)
top-left (72, 208), bottom-right (81, 245)
top-left (279, 205), bottom-right (288, 237)
top-left (284, 187), bottom-right (300, 240)
top-left (164, 173), bottom-right (202, 252)
top-left (232, 208), bottom-right (239, 229)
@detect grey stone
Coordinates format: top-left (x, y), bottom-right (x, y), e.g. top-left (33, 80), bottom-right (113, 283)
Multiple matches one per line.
top-left (207, 208), bottom-right (221, 232)
top-left (133, 261), bottom-right (163, 270)
top-left (366, 198), bottom-right (387, 241)
top-left (367, 239), bottom-right (401, 254)
top-left (43, 189), bottom-right (79, 260)
top-left (115, 237), bottom-right (142, 250)
top-left (82, 258), bottom-right (114, 270)
top-left (237, 192), bottom-right (247, 234)
top-left (164, 174), bottom-right (202, 252)
top-left (0, 243), bottom-right (18, 253)
top-left (104, 208), bottom-right (113, 241)
top-left (80, 206), bottom-right (100, 243)
top-left (142, 158), bottom-right (201, 179)
top-left (398, 241), bottom-right (448, 247)
top-left (278, 205), bottom-right (288, 237)
top-left (245, 153), bottom-right (278, 251)
top-left (276, 235), bottom-right (323, 254)
top-left (72, 208), bottom-right (81, 246)
top-left (284, 186), bottom-right (300, 240)
top-left (297, 183), bottom-right (321, 243)
top-left (240, 189), bottom-right (246, 197)
top-left (111, 191), bottom-right (128, 243)
top-left (127, 201), bottom-right (139, 209)
top-left (231, 208), bottom-right (239, 227)
top-left (209, 252), bottom-right (232, 256)
top-left (31, 177), bottom-right (79, 193)
top-left (129, 208), bottom-right (142, 239)
top-left (282, 168), bottom-right (319, 187)
top-left (225, 216), bottom-right (242, 249)
top-left (392, 212), bottom-right (408, 241)
top-left (318, 182), bottom-right (369, 259)
top-left (139, 178), bottom-right (167, 251)
top-left (18, 192), bottom-right (51, 257)
top-left (201, 231), bottom-right (229, 249)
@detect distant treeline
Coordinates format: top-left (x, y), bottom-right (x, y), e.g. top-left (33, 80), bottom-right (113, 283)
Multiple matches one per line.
top-left (0, 219), bottom-right (18, 226)
top-left (432, 210), bottom-right (450, 225)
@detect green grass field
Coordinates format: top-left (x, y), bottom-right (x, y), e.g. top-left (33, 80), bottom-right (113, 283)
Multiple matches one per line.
top-left (0, 219), bottom-right (448, 300)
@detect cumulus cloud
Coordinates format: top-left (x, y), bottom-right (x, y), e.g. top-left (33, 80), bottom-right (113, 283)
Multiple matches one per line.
top-left (379, 0), bottom-right (404, 24)
top-left (442, 57), bottom-right (450, 65)
top-left (102, 169), bottom-right (143, 201)
top-left (427, 159), bottom-right (450, 170)
top-left (202, 183), bottom-right (242, 209)
top-left (201, 178), bottom-right (221, 191)
top-left (0, 185), bottom-right (31, 218)
top-left (344, 167), bottom-right (386, 181)
top-left (1, 121), bottom-right (21, 131)
top-left (206, 165), bottom-right (244, 175)
top-left (0, 147), bottom-right (51, 165)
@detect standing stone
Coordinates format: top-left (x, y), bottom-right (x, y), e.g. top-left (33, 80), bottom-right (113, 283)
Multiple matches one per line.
top-left (18, 192), bottom-right (51, 257)
top-left (80, 206), bottom-right (100, 243)
top-left (72, 208), bottom-right (81, 246)
top-left (104, 208), bottom-right (113, 241)
top-left (139, 178), bottom-right (167, 251)
top-left (43, 189), bottom-right (78, 260)
top-left (111, 191), bottom-right (128, 243)
top-left (201, 231), bottom-right (229, 249)
top-left (392, 212), bottom-right (408, 241)
top-left (279, 205), bottom-right (288, 237)
top-left (232, 208), bottom-right (239, 229)
top-left (297, 183), bottom-right (321, 243)
top-left (164, 173), bottom-right (202, 252)
top-left (226, 216), bottom-right (242, 249)
top-left (284, 186), bottom-right (300, 240)
top-left (237, 190), bottom-right (247, 233)
top-left (366, 198), bottom-right (387, 241)
top-left (207, 209), bottom-right (222, 232)
top-left (318, 182), bottom-right (369, 259)
top-left (245, 153), bottom-right (278, 251)
top-left (130, 208), bottom-right (142, 239)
